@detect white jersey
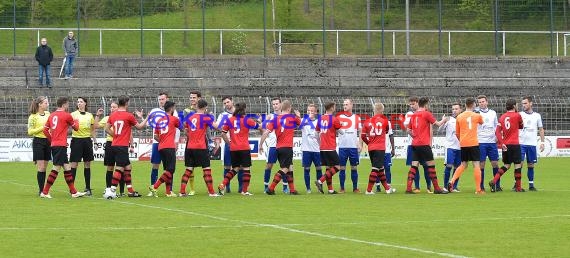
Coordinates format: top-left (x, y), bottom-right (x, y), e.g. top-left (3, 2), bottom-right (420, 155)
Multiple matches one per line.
top-left (477, 108), bottom-right (498, 144)
top-left (150, 107), bottom-right (180, 144)
top-left (216, 110), bottom-right (233, 129)
top-left (265, 113), bottom-right (277, 148)
top-left (440, 116), bottom-right (460, 150)
top-left (301, 119), bottom-right (320, 152)
top-left (337, 113), bottom-right (361, 149)
top-left (403, 111), bottom-right (414, 145)
top-left (519, 111), bottom-right (543, 146)
top-left (385, 121), bottom-right (394, 151)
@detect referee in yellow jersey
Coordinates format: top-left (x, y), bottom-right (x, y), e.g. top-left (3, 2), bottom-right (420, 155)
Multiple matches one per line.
top-left (27, 96), bottom-right (51, 195)
top-left (70, 97), bottom-right (97, 196)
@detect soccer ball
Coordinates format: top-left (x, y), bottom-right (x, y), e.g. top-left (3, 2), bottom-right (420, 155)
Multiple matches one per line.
top-left (103, 188), bottom-right (117, 200)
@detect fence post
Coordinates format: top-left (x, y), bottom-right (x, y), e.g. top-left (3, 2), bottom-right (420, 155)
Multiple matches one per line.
top-left (448, 31), bottom-right (451, 56)
top-left (278, 30), bottom-right (282, 55)
top-left (202, 0), bottom-right (206, 58)
top-left (438, 0), bottom-right (442, 57)
top-left (336, 30), bottom-right (339, 56)
top-left (550, 0), bottom-right (555, 58)
top-left (12, 0), bottom-right (16, 57)
top-left (392, 31), bottom-right (395, 56)
top-left (140, 0), bottom-right (144, 57)
top-left (263, 0), bottom-right (267, 58)
top-left (502, 32), bottom-right (506, 56)
top-left (160, 29), bottom-right (163, 56)
top-left (380, 0), bottom-right (385, 57)
top-left (37, 30), bottom-right (39, 46)
top-left (405, 0), bottom-right (410, 56)
top-left (322, 0), bottom-right (326, 57)
top-left (494, 0), bottom-right (499, 57)
top-left (219, 30), bottom-right (223, 55)
top-left (99, 30), bottom-right (102, 56)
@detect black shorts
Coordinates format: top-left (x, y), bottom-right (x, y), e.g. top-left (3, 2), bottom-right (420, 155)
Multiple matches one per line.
top-left (70, 137), bottom-right (94, 162)
top-left (185, 148), bottom-right (210, 168)
top-left (368, 150), bottom-right (386, 168)
top-left (461, 146), bottom-right (480, 162)
top-left (159, 148), bottom-right (177, 173)
top-left (320, 151), bottom-right (340, 167)
top-left (32, 137), bottom-right (51, 161)
top-left (230, 150), bottom-right (252, 168)
top-left (111, 146), bottom-right (130, 167)
top-left (277, 147), bottom-right (293, 169)
top-left (103, 141), bottom-right (115, 166)
top-left (51, 146), bottom-right (69, 166)
top-left (411, 145), bottom-right (434, 163)
top-left (502, 144), bottom-right (522, 164)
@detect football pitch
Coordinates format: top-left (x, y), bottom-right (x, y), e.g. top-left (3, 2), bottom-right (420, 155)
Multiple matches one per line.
top-left (0, 158), bottom-right (568, 257)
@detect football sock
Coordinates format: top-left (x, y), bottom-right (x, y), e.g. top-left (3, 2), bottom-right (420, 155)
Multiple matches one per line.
top-left (119, 173), bottom-right (125, 194)
top-left (413, 167), bottom-right (420, 189)
top-left (264, 168), bottom-right (271, 186)
top-left (150, 168), bottom-right (159, 185)
top-left (427, 166), bottom-right (441, 191)
top-left (339, 169), bottom-right (346, 190)
top-left (473, 166), bottom-right (482, 192)
top-left (153, 171), bottom-right (172, 189)
top-left (188, 169), bottom-right (195, 192)
top-left (164, 172), bottom-right (173, 194)
top-left (42, 170), bottom-right (58, 194)
top-left (70, 167), bottom-right (77, 182)
top-left (242, 170), bottom-right (251, 192)
top-left (223, 168), bottom-right (231, 192)
top-left (237, 169), bottom-right (244, 193)
top-left (105, 170), bottom-right (113, 188)
top-left (282, 172), bottom-right (289, 192)
top-left (376, 176), bottom-right (382, 191)
top-left (367, 169), bottom-right (378, 192)
top-left (269, 170), bottom-right (285, 191)
top-left (180, 169), bottom-right (193, 194)
top-left (449, 165), bottom-right (465, 186)
top-left (64, 170), bottom-right (77, 194)
top-left (406, 166), bottom-right (418, 191)
top-left (528, 167), bottom-right (535, 187)
top-left (316, 169), bottom-right (323, 183)
top-left (304, 167), bottom-right (311, 190)
top-left (378, 168), bottom-right (390, 190)
top-left (444, 166), bottom-right (452, 186)
top-left (351, 169), bottom-right (358, 191)
top-left (480, 168), bottom-right (486, 190)
top-left (37, 171), bottom-right (46, 194)
top-left (423, 164), bottom-right (431, 189)
top-left (223, 169), bottom-right (237, 186)
top-left (124, 170), bottom-right (135, 193)
top-left (514, 168), bottom-right (522, 190)
top-left (385, 165), bottom-right (392, 184)
top-left (493, 167), bottom-right (500, 188)
top-left (452, 166), bottom-right (460, 189)
top-left (84, 168), bottom-right (91, 190)
top-left (285, 171), bottom-right (296, 192)
top-left (111, 169), bottom-right (121, 187)
top-left (492, 166), bottom-right (509, 183)
top-left (203, 168), bottom-right (215, 194)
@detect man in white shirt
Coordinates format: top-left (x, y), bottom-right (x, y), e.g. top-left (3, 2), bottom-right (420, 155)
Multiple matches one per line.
top-left (438, 102), bottom-right (462, 192)
top-left (519, 96), bottom-right (545, 191)
top-left (337, 99), bottom-right (363, 193)
top-left (476, 95), bottom-right (501, 191)
top-left (301, 104), bottom-right (322, 193)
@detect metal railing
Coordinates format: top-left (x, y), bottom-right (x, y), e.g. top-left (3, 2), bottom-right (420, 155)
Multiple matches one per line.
top-left (3, 27), bottom-right (570, 57)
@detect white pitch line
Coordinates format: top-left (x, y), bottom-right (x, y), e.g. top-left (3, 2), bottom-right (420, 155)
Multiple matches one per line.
top-left (1, 179), bottom-right (468, 257)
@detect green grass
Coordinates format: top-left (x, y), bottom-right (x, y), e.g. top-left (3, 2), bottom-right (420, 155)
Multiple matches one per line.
top-left (1, 158), bottom-right (569, 257)
top-left (0, 1), bottom-right (567, 57)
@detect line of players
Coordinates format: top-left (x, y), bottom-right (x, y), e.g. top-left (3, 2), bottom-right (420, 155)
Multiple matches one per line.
top-left (27, 92), bottom-right (544, 198)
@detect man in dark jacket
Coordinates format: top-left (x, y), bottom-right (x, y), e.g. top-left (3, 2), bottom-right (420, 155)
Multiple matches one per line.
top-left (35, 38), bottom-right (53, 88)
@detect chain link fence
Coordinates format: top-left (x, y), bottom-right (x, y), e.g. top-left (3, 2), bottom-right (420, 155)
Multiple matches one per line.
top-left (4, 95), bottom-right (569, 138)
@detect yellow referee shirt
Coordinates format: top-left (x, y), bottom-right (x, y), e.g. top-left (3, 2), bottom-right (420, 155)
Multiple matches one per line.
top-left (71, 110), bottom-right (94, 138)
top-left (98, 116), bottom-right (113, 142)
top-left (27, 111), bottom-right (50, 138)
